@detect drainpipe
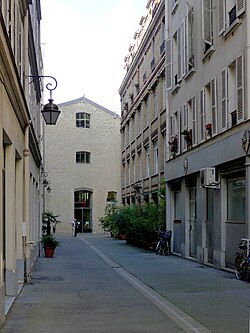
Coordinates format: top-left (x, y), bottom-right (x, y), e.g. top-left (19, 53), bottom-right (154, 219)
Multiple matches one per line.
top-left (165, 1), bottom-right (172, 232)
top-left (23, 124), bottom-right (31, 283)
top-left (246, 15), bottom-right (250, 238)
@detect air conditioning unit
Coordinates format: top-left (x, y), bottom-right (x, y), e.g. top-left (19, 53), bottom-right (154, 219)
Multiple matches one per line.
top-left (200, 167), bottom-right (216, 187)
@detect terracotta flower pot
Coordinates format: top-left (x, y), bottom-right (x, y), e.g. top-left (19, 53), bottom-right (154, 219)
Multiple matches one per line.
top-left (44, 246), bottom-right (55, 258)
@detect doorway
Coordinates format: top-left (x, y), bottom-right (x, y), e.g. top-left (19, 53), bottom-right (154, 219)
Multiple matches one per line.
top-left (189, 187), bottom-right (197, 257)
top-left (74, 190), bottom-right (92, 233)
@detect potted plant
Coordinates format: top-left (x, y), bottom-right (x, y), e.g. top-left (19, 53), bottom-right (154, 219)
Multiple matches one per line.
top-left (181, 128), bottom-right (192, 147)
top-left (168, 135), bottom-right (178, 157)
top-left (205, 123), bottom-right (212, 138)
top-left (41, 234), bottom-right (60, 258)
top-left (42, 210), bottom-right (61, 235)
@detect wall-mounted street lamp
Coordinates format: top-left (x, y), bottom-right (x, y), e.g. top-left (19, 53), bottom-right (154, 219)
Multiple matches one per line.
top-left (43, 178), bottom-right (51, 193)
top-left (41, 168), bottom-right (52, 193)
top-left (29, 75), bottom-right (61, 125)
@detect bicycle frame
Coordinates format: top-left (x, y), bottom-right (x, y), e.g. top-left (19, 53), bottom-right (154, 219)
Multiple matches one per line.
top-left (235, 238), bottom-right (250, 280)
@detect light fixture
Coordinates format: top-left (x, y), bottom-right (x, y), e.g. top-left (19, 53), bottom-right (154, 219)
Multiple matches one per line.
top-left (29, 75), bottom-right (61, 125)
top-left (43, 178), bottom-right (51, 193)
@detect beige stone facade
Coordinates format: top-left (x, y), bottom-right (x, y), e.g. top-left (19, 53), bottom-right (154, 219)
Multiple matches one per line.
top-left (0, 0), bottom-right (44, 326)
top-left (44, 97), bottom-right (121, 234)
top-left (119, 0), bottom-right (166, 205)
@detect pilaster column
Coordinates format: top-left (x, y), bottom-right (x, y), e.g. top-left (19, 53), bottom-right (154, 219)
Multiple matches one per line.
top-left (245, 155), bottom-right (250, 237)
top-left (5, 143), bottom-right (18, 296)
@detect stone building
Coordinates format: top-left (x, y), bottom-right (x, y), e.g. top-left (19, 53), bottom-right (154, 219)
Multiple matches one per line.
top-left (119, 0), bottom-right (166, 205)
top-left (165, 0), bottom-right (249, 270)
top-left (0, 0), bottom-right (44, 325)
top-left (119, 0), bottom-right (250, 272)
top-left (44, 97), bottom-right (121, 234)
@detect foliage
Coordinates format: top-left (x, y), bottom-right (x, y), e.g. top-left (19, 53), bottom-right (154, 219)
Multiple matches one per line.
top-left (158, 178), bottom-right (166, 230)
top-left (41, 234), bottom-right (60, 248)
top-left (42, 210), bottom-right (61, 235)
top-left (169, 135), bottom-right (178, 157)
top-left (99, 187), bottom-right (167, 245)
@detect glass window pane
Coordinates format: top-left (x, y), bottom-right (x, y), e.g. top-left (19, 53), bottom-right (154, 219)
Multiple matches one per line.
top-left (228, 178), bottom-right (246, 221)
top-left (207, 189), bottom-right (214, 221)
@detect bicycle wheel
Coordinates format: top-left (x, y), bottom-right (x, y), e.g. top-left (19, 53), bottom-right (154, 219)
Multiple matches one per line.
top-left (155, 241), bottom-right (162, 255)
top-left (162, 246), bottom-right (168, 256)
top-left (235, 255), bottom-right (245, 280)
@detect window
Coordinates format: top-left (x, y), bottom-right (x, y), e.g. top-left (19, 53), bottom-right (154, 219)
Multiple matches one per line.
top-left (153, 140), bottom-right (159, 174)
top-left (151, 36), bottom-right (155, 71)
top-left (206, 189), bottom-right (214, 220)
top-left (185, 5), bottom-right (194, 71)
top-left (170, 111), bottom-right (180, 154)
top-left (107, 191), bottom-right (117, 203)
top-left (202, 0), bottom-right (213, 53)
top-left (221, 54), bottom-right (244, 131)
top-left (218, 0), bottom-right (245, 36)
top-left (154, 88), bottom-right (158, 117)
top-left (227, 178), bottom-right (246, 221)
top-left (166, 38), bottom-right (172, 90)
top-left (138, 153), bottom-right (143, 181)
top-left (132, 156), bottom-right (136, 184)
top-left (201, 78), bottom-right (217, 139)
top-left (145, 145), bottom-right (150, 178)
top-left (138, 107), bottom-right (142, 134)
top-left (76, 151), bottom-right (90, 164)
top-left (127, 159), bottom-right (130, 185)
top-left (187, 96), bottom-right (197, 145)
top-left (160, 18), bottom-right (165, 54)
top-left (172, 11), bottom-right (193, 88)
top-left (76, 112), bottom-right (90, 128)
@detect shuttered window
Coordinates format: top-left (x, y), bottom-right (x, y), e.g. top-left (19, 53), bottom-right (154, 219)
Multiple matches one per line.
top-left (236, 54), bottom-right (244, 122)
top-left (202, 0), bottom-right (213, 51)
top-left (200, 89), bottom-right (206, 141)
top-left (186, 6), bottom-right (194, 71)
top-left (220, 54), bottom-right (244, 130)
top-left (191, 97), bottom-right (197, 145)
top-left (218, 0), bottom-right (245, 36)
top-left (236, 0), bottom-right (246, 16)
top-left (221, 69), bottom-right (227, 131)
top-left (166, 38), bottom-right (172, 90)
top-left (211, 78), bottom-right (217, 135)
top-left (218, 0), bottom-right (225, 35)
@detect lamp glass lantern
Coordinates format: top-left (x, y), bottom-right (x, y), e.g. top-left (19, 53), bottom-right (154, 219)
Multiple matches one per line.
top-left (42, 99), bottom-right (61, 125)
top-left (29, 75), bottom-right (61, 125)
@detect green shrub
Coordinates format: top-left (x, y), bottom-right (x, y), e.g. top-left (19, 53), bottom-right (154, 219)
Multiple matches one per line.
top-left (99, 197), bottom-right (166, 245)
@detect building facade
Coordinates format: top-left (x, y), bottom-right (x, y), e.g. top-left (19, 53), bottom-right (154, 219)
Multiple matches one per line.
top-left (119, 0), bottom-right (166, 205)
top-left (44, 97), bottom-right (121, 234)
top-left (0, 0), bottom-right (44, 325)
top-left (165, 0), bottom-right (249, 269)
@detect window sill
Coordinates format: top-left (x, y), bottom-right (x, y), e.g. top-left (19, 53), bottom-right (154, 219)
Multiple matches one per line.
top-left (184, 67), bottom-right (195, 81)
top-left (223, 18), bottom-right (242, 40)
top-left (202, 46), bottom-right (215, 63)
top-left (172, 83), bottom-right (180, 94)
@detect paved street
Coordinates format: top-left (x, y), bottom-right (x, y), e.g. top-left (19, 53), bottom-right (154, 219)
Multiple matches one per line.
top-left (1, 233), bottom-right (250, 333)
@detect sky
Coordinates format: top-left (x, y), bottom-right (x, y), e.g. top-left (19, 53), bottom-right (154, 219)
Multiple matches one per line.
top-left (41, 0), bottom-right (147, 114)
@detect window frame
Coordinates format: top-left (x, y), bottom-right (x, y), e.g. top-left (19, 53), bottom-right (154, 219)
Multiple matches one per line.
top-left (76, 151), bottom-right (91, 164)
top-left (76, 112), bottom-right (90, 128)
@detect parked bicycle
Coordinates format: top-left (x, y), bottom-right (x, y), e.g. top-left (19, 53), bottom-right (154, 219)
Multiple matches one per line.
top-left (155, 230), bottom-right (172, 256)
top-left (235, 238), bottom-right (250, 280)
